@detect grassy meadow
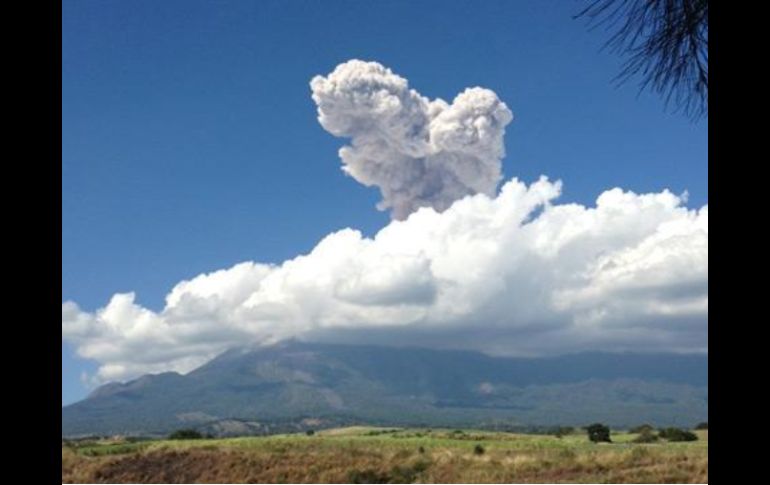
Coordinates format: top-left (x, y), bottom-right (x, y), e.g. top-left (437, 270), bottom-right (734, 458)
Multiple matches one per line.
top-left (62, 426), bottom-right (708, 483)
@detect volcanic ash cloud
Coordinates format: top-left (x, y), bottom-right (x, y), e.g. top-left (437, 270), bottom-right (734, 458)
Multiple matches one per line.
top-left (311, 60), bottom-right (513, 220)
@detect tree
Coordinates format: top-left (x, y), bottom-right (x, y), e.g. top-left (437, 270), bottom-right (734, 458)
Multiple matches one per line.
top-left (659, 427), bottom-right (698, 441)
top-left (576, 0), bottom-right (708, 120)
top-left (694, 422), bottom-right (708, 430)
top-left (585, 423), bottom-right (612, 443)
top-left (168, 428), bottom-right (203, 440)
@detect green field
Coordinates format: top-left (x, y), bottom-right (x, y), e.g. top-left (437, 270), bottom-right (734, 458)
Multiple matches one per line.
top-left (62, 427), bottom-right (708, 483)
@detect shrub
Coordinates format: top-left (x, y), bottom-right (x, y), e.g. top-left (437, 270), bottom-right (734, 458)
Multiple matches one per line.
top-left (585, 423), bottom-right (611, 443)
top-left (473, 444), bottom-right (485, 455)
top-left (306, 429), bottom-right (315, 436)
top-left (659, 427), bottom-right (697, 442)
top-left (167, 429), bottom-right (203, 440)
top-left (632, 429), bottom-right (659, 443)
top-left (695, 422), bottom-right (708, 430)
top-left (629, 424), bottom-right (654, 434)
top-left (418, 446), bottom-right (425, 454)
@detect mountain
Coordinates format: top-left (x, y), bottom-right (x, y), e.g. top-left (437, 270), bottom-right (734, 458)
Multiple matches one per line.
top-left (62, 341), bottom-right (707, 437)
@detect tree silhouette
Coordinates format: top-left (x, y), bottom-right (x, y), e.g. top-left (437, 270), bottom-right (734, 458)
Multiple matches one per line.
top-left (168, 428), bottom-right (203, 440)
top-left (576, 0), bottom-right (708, 120)
top-left (585, 423), bottom-right (612, 443)
top-left (659, 427), bottom-right (698, 441)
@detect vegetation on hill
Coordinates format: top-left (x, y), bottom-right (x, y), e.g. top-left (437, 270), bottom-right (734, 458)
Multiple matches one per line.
top-left (62, 343), bottom-right (708, 437)
top-left (168, 429), bottom-right (203, 440)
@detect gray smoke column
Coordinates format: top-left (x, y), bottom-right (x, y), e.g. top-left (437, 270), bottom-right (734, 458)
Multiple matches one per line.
top-left (311, 60), bottom-right (513, 220)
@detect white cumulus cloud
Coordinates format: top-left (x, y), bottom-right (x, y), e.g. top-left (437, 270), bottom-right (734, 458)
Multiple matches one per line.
top-left (63, 177), bottom-right (707, 384)
top-left (62, 60), bottom-right (707, 385)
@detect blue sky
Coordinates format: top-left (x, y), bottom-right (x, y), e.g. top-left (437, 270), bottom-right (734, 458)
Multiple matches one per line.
top-left (62, 0), bottom-right (707, 405)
